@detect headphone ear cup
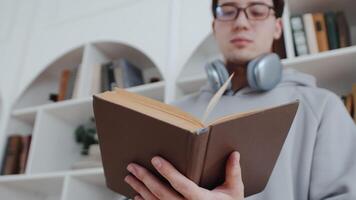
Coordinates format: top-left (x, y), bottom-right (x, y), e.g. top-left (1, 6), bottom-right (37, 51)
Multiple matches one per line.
top-left (205, 61), bottom-right (221, 93)
top-left (205, 60), bottom-right (233, 94)
top-left (247, 53), bottom-right (282, 91)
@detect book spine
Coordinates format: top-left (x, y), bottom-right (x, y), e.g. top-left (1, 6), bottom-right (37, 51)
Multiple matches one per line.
top-left (303, 13), bottom-right (319, 54)
top-left (313, 13), bottom-right (330, 52)
top-left (186, 128), bottom-right (210, 185)
top-left (325, 12), bottom-right (339, 50)
top-left (101, 62), bottom-right (110, 92)
top-left (19, 135), bottom-right (32, 174)
top-left (57, 69), bottom-right (71, 101)
top-left (107, 63), bottom-right (116, 91)
top-left (64, 68), bottom-right (78, 100)
top-left (121, 59), bottom-right (144, 88)
top-left (290, 15), bottom-right (309, 56)
top-left (336, 11), bottom-right (351, 48)
top-left (1, 135), bottom-right (23, 175)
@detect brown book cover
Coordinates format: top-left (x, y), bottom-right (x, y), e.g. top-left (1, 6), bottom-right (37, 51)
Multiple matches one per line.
top-left (57, 69), bottom-right (71, 101)
top-left (313, 13), bottom-right (330, 52)
top-left (93, 89), bottom-right (299, 198)
top-left (19, 135), bottom-right (32, 174)
top-left (1, 135), bottom-right (23, 175)
top-left (336, 11), bottom-right (351, 48)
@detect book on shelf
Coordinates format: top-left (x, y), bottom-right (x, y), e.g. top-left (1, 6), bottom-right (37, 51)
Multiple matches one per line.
top-left (340, 83), bottom-right (356, 121)
top-left (325, 11), bottom-right (339, 50)
top-left (303, 13), bottom-right (319, 54)
top-left (100, 59), bottom-right (144, 92)
top-left (291, 11), bottom-right (351, 57)
top-left (290, 15), bottom-right (309, 56)
top-left (57, 69), bottom-right (71, 101)
top-left (313, 13), bottom-right (330, 52)
top-left (93, 85), bottom-right (299, 197)
top-left (1, 134), bottom-right (32, 175)
top-left (19, 135), bottom-right (32, 174)
top-left (336, 11), bottom-right (351, 48)
top-left (64, 67), bottom-right (78, 100)
top-left (51, 67), bottom-right (79, 102)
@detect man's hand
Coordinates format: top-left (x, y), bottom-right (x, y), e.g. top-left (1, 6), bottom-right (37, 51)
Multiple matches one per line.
top-left (124, 151), bottom-right (244, 200)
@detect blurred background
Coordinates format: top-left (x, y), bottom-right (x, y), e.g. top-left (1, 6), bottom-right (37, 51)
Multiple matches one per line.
top-left (0, 0), bottom-right (355, 199)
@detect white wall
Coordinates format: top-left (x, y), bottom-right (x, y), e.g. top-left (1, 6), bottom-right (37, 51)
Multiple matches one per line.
top-left (0, 0), bottom-right (214, 107)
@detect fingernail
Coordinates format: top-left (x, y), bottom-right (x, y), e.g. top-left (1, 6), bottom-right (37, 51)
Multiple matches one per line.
top-left (124, 175), bottom-right (130, 183)
top-left (152, 157), bottom-right (162, 169)
top-left (127, 164), bottom-right (136, 174)
top-left (233, 152), bottom-right (240, 165)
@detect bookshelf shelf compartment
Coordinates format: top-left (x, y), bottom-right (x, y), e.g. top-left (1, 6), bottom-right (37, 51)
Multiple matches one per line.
top-left (27, 100), bottom-right (94, 174)
top-left (63, 172), bottom-right (125, 200)
top-left (284, 45), bottom-right (356, 96)
top-left (0, 175), bottom-right (64, 200)
top-left (14, 46), bottom-right (85, 111)
top-left (81, 41), bottom-right (165, 101)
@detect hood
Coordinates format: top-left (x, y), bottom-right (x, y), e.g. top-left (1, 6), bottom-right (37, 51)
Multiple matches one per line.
top-left (200, 68), bottom-right (317, 95)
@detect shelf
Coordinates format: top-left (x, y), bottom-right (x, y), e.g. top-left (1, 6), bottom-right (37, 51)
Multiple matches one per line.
top-left (284, 45), bottom-right (356, 95)
top-left (289, 0), bottom-right (356, 26)
top-left (177, 74), bottom-right (207, 96)
top-left (12, 80), bottom-right (166, 117)
top-left (0, 175), bottom-right (64, 200)
top-left (177, 45), bottom-right (356, 97)
top-left (127, 81), bottom-right (165, 101)
top-left (63, 171), bottom-right (125, 200)
top-left (26, 100), bottom-right (95, 174)
top-left (14, 46), bottom-right (85, 111)
top-left (0, 168), bottom-right (103, 182)
top-left (288, 0), bottom-right (356, 50)
top-left (80, 41), bottom-right (165, 99)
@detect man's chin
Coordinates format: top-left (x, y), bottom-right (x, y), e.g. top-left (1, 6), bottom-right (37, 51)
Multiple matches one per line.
top-left (226, 49), bottom-right (265, 63)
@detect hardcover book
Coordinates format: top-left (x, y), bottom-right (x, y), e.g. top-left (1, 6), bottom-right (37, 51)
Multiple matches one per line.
top-left (93, 87), bottom-right (299, 197)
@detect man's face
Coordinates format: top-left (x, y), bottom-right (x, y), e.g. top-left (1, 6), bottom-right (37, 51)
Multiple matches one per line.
top-left (213, 0), bottom-right (283, 65)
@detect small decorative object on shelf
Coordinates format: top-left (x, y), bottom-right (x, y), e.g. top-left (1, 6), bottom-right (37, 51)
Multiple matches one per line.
top-left (149, 77), bottom-right (161, 83)
top-left (74, 117), bottom-right (98, 155)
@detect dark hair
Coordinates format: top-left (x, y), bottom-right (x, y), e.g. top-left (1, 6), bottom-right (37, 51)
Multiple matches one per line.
top-left (212, 0), bottom-right (285, 18)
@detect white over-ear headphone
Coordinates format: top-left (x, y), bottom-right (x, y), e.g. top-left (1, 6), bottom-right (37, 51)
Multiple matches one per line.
top-left (205, 53), bottom-right (283, 95)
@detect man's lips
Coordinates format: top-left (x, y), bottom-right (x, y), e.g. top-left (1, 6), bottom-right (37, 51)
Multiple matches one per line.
top-left (230, 37), bottom-right (253, 46)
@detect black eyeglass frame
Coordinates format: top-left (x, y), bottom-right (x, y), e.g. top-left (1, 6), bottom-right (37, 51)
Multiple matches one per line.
top-left (215, 2), bottom-right (276, 21)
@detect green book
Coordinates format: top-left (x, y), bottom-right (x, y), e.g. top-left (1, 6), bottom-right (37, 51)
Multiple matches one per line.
top-left (324, 11), bottom-right (339, 50)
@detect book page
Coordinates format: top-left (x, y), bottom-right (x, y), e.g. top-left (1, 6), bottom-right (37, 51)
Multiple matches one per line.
top-left (201, 73), bottom-right (234, 125)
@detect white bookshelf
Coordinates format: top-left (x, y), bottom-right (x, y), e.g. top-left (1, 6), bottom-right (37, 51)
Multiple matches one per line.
top-left (176, 0), bottom-right (356, 99)
top-left (0, 0), bottom-right (356, 200)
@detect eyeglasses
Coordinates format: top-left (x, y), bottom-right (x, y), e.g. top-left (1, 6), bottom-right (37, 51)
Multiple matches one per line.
top-left (215, 3), bottom-right (275, 21)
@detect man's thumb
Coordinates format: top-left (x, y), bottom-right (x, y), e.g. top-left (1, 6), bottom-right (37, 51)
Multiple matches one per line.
top-left (224, 151), bottom-right (244, 191)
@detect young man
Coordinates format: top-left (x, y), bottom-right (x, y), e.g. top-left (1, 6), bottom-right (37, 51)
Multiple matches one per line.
top-left (124, 0), bottom-right (356, 199)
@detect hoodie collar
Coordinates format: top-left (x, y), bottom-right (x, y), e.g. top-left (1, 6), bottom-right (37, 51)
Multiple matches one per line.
top-left (200, 68), bottom-right (317, 95)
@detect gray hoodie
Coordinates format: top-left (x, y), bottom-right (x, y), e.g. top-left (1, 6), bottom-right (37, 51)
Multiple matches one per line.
top-left (170, 69), bottom-right (356, 199)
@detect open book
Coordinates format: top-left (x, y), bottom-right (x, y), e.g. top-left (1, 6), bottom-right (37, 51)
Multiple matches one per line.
top-left (93, 85), bottom-right (299, 197)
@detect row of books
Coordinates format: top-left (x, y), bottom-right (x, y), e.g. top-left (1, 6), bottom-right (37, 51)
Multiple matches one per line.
top-left (290, 11), bottom-right (351, 57)
top-left (93, 58), bottom-right (161, 94)
top-left (1, 134), bottom-right (32, 175)
top-left (49, 59), bottom-right (160, 102)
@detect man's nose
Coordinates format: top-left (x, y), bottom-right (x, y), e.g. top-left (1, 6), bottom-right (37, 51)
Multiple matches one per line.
top-left (233, 10), bottom-right (251, 29)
